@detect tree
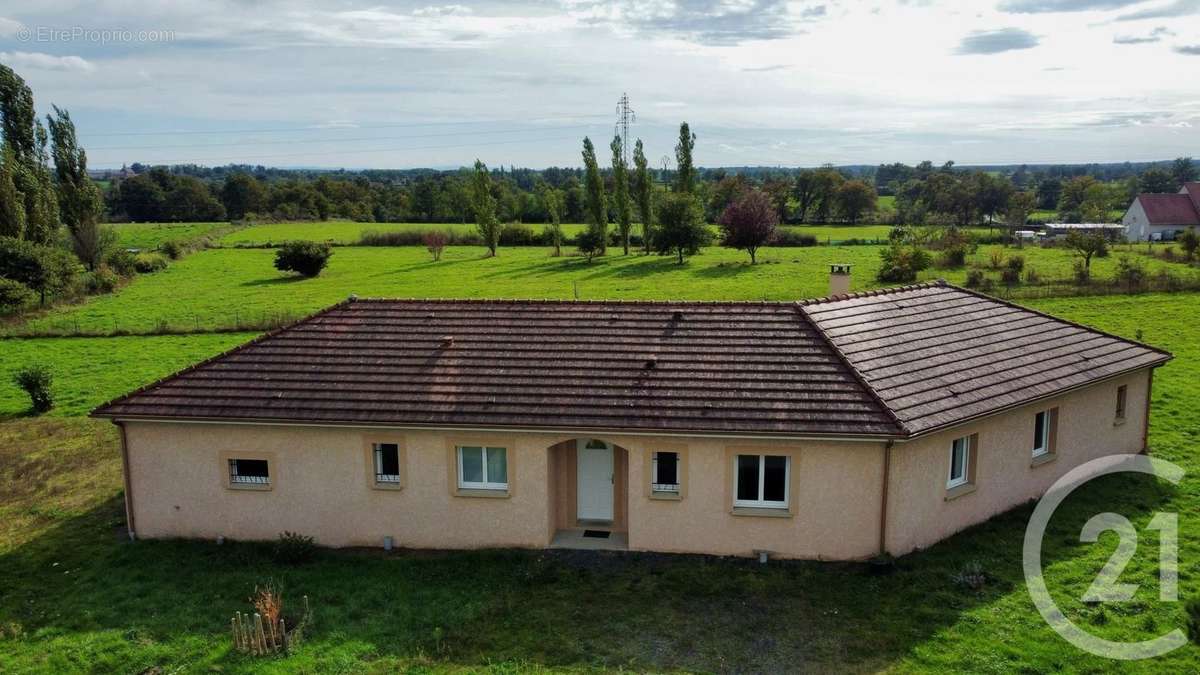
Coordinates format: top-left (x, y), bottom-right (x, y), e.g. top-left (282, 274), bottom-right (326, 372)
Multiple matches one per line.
top-left (47, 105), bottom-right (104, 268)
top-left (274, 240), bottom-right (332, 277)
top-left (221, 172), bottom-right (268, 220)
top-left (576, 228), bottom-right (604, 262)
top-left (0, 145), bottom-right (25, 239)
top-left (1057, 175), bottom-right (1097, 222)
top-left (632, 139), bottom-right (653, 253)
top-left (1171, 157), bottom-right (1196, 188)
top-left (793, 170), bottom-right (821, 223)
top-left (1036, 177), bottom-right (1062, 210)
top-left (25, 121), bottom-right (60, 245)
top-left (975, 172), bottom-right (1014, 224)
top-left (1064, 230), bottom-right (1107, 274)
top-left (423, 230), bottom-right (448, 261)
top-left (718, 188), bottom-right (778, 264)
top-left (654, 193), bottom-right (710, 264)
top-left (610, 135), bottom-right (633, 254)
top-left (164, 177), bottom-right (225, 222)
top-left (537, 183), bottom-right (564, 256)
top-left (0, 65), bottom-right (36, 164)
top-left (470, 159), bottom-right (500, 256)
top-left (0, 236), bottom-right (78, 305)
top-left (835, 180), bottom-right (877, 224)
top-left (674, 122), bottom-right (696, 194)
top-left (581, 137), bottom-right (607, 254)
top-left (1177, 229), bottom-right (1199, 261)
top-left (115, 174), bottom-right (166, 221)
top-left (1005, 190), bottom-right (1036, 245)
top-left (1139, 168), bottom-right (1175, 194)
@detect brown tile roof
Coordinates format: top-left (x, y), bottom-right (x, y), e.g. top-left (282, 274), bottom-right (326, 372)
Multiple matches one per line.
top-left (92, 299), bottom-right (904, 438)
top-left (93, 283), bottom-right (1171, 439)
top-left (1135, 193), bottom-right (1200, 226)
top-left (800, 283), bottom-right (1171, 436)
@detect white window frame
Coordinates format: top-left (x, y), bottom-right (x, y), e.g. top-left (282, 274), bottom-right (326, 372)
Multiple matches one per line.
top-left (1032, 410), bottom-right (1051, 458)
top-left (229, 458), bottom-right (270, 485)
top-left (651, 451), bottom-right (680, 493)
top-left (457, 445), bottom-right (508, 490)
top-left (733, 454), bottom-right (790, 509)
top-left (373, 443), bottom-right (401, 484)
top-left (947, 436), bottom-right (970, 489)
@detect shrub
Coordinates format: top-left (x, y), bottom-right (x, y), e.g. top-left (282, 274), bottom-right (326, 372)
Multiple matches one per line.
top-left (84, 265), bottom-right (120, 294)
top-left (105, 248), bottom-right (138, 276)
top-left (1000, 266), bottom-right (1021, 286)
top-left (0, 278), bottom-right (34, 313)
top-left (987, 249), bottom-right (1005, 269)
top-left (272, 531), bottom-right (317, 565)
top-left (274, 241), bottom-right (332, 278)
top-left (771, 230), bottom-right (818, 247)
top-left (877, 244), bottom-right (931, 283)
top-left (423, 230), bottom-right (449, 261)
top-left (133, 253), bottom-right (169, 274)
top-left (1006, 255), bottom-right (1025, 273)
top-left (937, 246), bottom-right (967, 269)
top-left (1024, 266), bottom-right (1040, 284)
top-left (1114, 255), bottom-right (1146, 291)
top-left (576, 228), bottom-right (604, 262)
top-left (964, 269), bottom-right (985, 288)
top-left (1073, 260), bottom-right (1090, 284)
top-left (499, 222), bottom-right (538, 246)
top-left (0, 236), bottom-right (80, 305)
top-left (1179, 230), bottom-right (1199, 261)
top-left (159, 239), bottom-right (184, 260)
top-left (13, 364), bottom-right (53, 414)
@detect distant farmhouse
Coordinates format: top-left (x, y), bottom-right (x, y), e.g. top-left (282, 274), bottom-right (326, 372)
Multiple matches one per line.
top-left (1122, 182), bottom-right (1200, 241)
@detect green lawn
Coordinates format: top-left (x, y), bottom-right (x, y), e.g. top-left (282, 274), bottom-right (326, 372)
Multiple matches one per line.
top-left (110, 222), bottom-right (236, 250)
top-left (0, 293), bottom-right (1195, 672)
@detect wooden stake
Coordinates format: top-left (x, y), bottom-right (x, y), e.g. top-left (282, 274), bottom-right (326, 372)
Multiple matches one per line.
top-left (255, 613), bottom-right (267, 655)
top-left (231, 617), bottom-right (238, 651)
top-left (280, 618), bottom-right (287, 652)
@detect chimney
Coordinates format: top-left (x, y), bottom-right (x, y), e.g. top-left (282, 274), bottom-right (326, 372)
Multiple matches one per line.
top-left (829, 264), bottom-right (852, 297)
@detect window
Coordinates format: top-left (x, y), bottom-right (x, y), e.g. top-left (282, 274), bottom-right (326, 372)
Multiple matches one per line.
top-left (947, 436), bottom-right (970, 489)
top-left (229, 458), bottom-right (269, 485)
top-left (1033, 410), bottom-right (1051, 457)
top-left (734, 454), bottom-right (789, 509)
top-left (1115, 385), bottom-right (1127, 421)
top-left (457, 446), bottom-right (507, 490)
top-left (374, 443), bottom-right (400, 484)
top-left (652, 451), bottom-right (679, 493)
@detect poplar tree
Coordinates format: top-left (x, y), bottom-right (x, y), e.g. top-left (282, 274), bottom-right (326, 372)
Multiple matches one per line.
top-left (581, 136), bottom-right (607, 254)
top-left (674, 122), bottom-right (696, 194)
top-left (610, 135), bottom-right (633, 255)
top-left (471, 159), bottom-right (500, 256)
top-left (48, 105), bottom-right (104, 268)
top-left (632, 139), bottom-right (653, 254)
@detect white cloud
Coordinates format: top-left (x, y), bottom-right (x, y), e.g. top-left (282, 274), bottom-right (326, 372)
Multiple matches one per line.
top-left (0, 16), bottom-right (24, 37)
top-left (0, 51), bottom-right (95, 72)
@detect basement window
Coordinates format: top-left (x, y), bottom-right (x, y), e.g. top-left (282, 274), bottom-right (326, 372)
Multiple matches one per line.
top-left (374, 443), bottom-right (401, 484)
top-left (651, 451), bottom-right (680, 494)
top-left (457, 446), bottom-right (508, 490)
top-left (229, 458), bottom-right (269, 486)
top-left (734, 454), bottom-right (789, 509)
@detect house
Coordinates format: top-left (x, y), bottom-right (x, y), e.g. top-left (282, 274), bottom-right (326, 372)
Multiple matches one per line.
top-left (92, 281), bottom-right (1171, 560)
top-left (1122, 182), bottom-right (1200, 241)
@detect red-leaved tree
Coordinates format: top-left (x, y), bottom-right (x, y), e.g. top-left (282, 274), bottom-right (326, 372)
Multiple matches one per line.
top-left (718, 188), bottom-right (779, 264)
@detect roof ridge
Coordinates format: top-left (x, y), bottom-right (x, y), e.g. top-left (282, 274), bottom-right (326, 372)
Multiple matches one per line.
top-left (791, 304), bottom-right (911, 437)
top-left (89, 298), bottom-right (356, 418)
top-left (796, 279), bottom-right (947, 307)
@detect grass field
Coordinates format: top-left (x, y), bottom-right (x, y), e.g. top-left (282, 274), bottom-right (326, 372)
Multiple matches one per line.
top-left (110, 222), bottom-right (236, 250)
top-left (0, 293), bottom-right (1196, 672)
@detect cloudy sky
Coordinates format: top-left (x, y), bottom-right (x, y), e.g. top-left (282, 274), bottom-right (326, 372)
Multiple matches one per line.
top-left (1, 0), bottom-right (1197, 169)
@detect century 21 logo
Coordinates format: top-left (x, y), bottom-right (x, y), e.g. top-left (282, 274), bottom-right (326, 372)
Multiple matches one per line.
top-left (1023, 454), bottom-right (1186, 660)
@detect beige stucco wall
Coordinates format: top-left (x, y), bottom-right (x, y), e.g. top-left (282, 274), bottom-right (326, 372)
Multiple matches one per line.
top-left (120, 368), bottom-right (1153, 560)
top-left (883, 369), bottom-right (1151, 555)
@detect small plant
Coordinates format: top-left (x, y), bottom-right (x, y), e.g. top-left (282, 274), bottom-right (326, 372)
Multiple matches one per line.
top-left (133, 253), bottom-right (169, 274)
top-left (104, 248), bottom-right (138, 276)
top-left (1024, 266), bottom-right (1040, 284)
top-left (953, 560), bottom-right (988, 592)
top-left (1000, 266), bottom-right (1021, 286)
top-left (1114, 254), bottom-right (1146, 291)
top-left (274, 241), bottom-right (332, 278)
top-left (1005, 255), bottom-right (1025, 273)
top-left (964, 269), bottom-right (985, 288)
top-left (423, 230), bottom-right (449, 261)
top-left (13, 364), bottom-right (53, 414)
top-left (988, 249), bottom-right (1005, 269)
top-left (159, 239), bottom-right (184, 260)
top-left (85, 266), bottom-right (120, 294)
top-left (937, 245), bottom-right (967, 269)
top-left (272, 531), bottom-right (317, 565)
top-left (232, 582), bottom-right (312, 655)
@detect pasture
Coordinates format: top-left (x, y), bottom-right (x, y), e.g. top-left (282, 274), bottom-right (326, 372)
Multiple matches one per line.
top-left (110, 221), bottom-right (236, 250)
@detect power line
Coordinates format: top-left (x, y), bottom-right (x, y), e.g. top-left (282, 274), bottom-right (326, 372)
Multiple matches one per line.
top-left (84, 113), bottom-right (611, 137)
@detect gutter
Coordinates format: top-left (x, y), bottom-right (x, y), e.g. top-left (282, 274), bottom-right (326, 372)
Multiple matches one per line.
top-left (879, 440), bottom-right (893, 557)
top-left (1142, 368), bottom-right (1155, 454)
top-left (115, 421), bottom-right (136, 541)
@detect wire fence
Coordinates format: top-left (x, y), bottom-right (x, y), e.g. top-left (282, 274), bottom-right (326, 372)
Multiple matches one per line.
top-left (3, 308), bottom-right (303, 339)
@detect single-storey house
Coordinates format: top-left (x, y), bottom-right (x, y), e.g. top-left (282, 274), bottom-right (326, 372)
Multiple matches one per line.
top-left (92, 280), bottom-right (1170, 560)
top-left (1122, 182), bottom-right (1200, 241)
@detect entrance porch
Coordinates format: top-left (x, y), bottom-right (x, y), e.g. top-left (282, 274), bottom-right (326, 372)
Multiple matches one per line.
top-left (547, 438), bottom-right (629, 550)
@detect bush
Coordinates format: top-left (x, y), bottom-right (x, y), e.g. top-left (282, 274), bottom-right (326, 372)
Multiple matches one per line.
top-left (84, 265), bottom-right (120, 294)
top-left (988, 249), bottom-right (1005, 269)
top-left (13, 364), bottom-right (53, 414)
top-left (133, 253), bottom-right (169, 274)
top-left (1114, 255), bottom-right (1146, 290)
top-left (423, 230), bottom-right (449, 261)
top-left (274, 241), bottom-right (332, 277)
top-left (877, 244), bottom-right (931, 283)
top-left (1006, 255), bottom-right (1025, 273)
top-left (1024, 266), bottom-right (1040, 284)
top-left (273, 531), bottom-right (317, 565)
top-left (105, 248), bottom-right (138, 276)
top-left (1179, 230), bottom-right (1199, 261)
top-left (1073, 260), bottom-right (1090, 284)
top-left (1000, 266), bottom-right (1021, 286)
top-left (937, 245), bottom-right (967, 269)
top-left (159, 240), bottom-right (184, 260)
top-left (499, 222), bottom-right (538, 246)
top-left (964, 269), bottom-right (985, 288)
top-left (0, 278), bottom-right (34, 313)
top-left (576, 228), bottom-right (605, 262)
top-left (772, 230), bottom-right (818, 247)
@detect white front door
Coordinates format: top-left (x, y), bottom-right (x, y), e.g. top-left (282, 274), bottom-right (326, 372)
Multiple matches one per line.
top-left (576, 439), bottom-right (614, 521)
